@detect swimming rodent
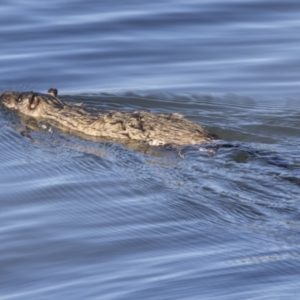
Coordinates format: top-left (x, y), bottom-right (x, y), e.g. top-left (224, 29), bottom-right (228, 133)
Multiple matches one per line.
top-left (0, 88), bottom-right (290, 167)
top-left (0, 88), bottom-right (215, 147)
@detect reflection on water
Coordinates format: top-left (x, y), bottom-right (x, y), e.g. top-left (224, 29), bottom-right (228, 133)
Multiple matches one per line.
top-left (1, 91), bottom-right (300, 299)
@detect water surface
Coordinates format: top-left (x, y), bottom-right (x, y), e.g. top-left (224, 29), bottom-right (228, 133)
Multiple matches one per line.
top-left (0, 1), bottom-right (300, 299)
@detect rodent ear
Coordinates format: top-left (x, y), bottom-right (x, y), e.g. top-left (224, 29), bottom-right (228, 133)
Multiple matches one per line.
top-left (47, 88), bottom-right (58, 97)
top-left (28, 92), bottom-right (40, 110)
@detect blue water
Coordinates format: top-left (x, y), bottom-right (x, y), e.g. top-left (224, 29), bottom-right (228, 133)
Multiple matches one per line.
top-left (1, 1), bottom-right (300, 299)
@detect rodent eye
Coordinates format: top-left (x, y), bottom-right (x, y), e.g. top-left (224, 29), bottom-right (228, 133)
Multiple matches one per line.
top-left (16, 96), bottom-right (22, 103)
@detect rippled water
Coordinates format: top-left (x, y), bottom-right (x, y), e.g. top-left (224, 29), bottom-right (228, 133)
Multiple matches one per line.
top-left (1, 1), bottom-right (300, 299)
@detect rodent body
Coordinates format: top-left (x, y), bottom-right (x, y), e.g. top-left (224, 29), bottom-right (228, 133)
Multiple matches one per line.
top-left (0, 89), bottom-right (215, 147)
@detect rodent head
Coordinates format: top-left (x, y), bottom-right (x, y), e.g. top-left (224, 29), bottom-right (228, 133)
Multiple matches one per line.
top-left (0, 89), bottom-right (64, 117)
top-left (0, 91), bottom-right (39, 113)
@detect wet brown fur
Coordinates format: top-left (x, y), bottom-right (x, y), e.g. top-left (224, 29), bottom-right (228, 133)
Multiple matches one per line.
top-left (0, 89), bottom-right (215, 147)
